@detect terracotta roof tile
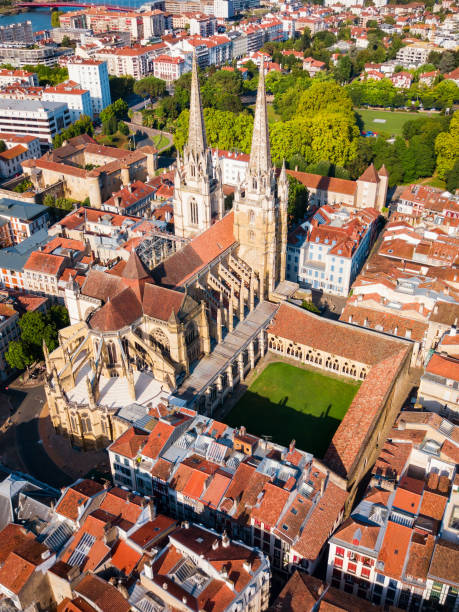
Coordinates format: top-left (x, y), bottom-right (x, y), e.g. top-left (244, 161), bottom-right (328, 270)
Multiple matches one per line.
top-left (152, 212), bottom-right (236, 288)
top-left (88, 286), bottom-right (143, 331)
top-left (377, 522), bottom-right (412, 580)
top-left (429, 539), bottom-right (459, 584)
top-left (110, 540), bottom-right (142, 574)
top-left (109, 427), bottom-right (148, 459)
top-left (56, 479), bottom-right (104, 521)
top-left (74, 574), bottom-right (130, 612)
top-left (286, 170), bottom-right (357, 196)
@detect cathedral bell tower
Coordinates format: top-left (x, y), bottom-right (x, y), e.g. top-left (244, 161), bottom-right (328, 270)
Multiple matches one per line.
top-left (233, 60), bottom-right (288, 300)
top-left (173, 53), bottom-right (224, 238)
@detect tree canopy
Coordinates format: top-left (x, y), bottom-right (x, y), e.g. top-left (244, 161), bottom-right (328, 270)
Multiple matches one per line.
top-left (5, 306), bottom-right (70, 372)
top-left (133, 75), bottom-right (167, 99)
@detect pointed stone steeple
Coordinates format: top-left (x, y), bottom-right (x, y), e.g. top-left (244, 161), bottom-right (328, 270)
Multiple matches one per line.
top-left (187, 51), bottom-right (207, 157)
top-left (249, 58), bottom-right (271, 176)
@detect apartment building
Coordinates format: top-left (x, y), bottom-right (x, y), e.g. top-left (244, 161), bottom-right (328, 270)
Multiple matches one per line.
top-left (108, 410), bottom-right (348, 576)
top-left (141, 524), bottom-right (271, 612)
top-left (142, 9), bottom-right (167, 39)
top-left (0, 69), bottom-right (37, 88)
top-left (0, 45), bottom-right (68, 68)
top-left (418, 327), bottom-right (459, 420)
top-left (0, 198), bottom-right (48, 246)
top-left (286, 204), bottom-right (379, 296)
top-left (326, 411), bottom-right (459, 611)
top-left (0, 133), bottom-right (41, 179)
top-left (211, 148), bottom-right (250, 186)
top-left (42, 81), bottom-right (92, 122)
top-left (396, 42), bottom-right (439, 67)
top-left (0, 21), bottom-right (33, 45)
top-left (94, 45), bottom-right (158, 79)
top-left (189, 12), bottom-right (217, 36)
top-left (0, 99), bottom-right (71, 145)
top-left (396, 184), bottom-right (459, 231)
top-left (23, 236), bottom-right (87, 298)
top-left (153, 54), bottom-right (187, 82)
top-left (67, 58), bottom-right (111, 116)
top-left (0, 228), bottom-right (50, 291)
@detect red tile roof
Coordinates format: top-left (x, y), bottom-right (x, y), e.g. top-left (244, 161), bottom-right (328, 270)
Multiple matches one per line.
top-left (426, 353), bottom-right (459, 382)
top-left (74, 575), bottom-right (130, 612)
top-left (269, 303), bottom-right (406, 366)
top-left (152, 211), bottom-right (236, 288)
top-left (109, 427), bottom-right (148, 459)
top-left (110, 539), bottom-right (142, 574)
top-left (55, 479), bottom-right (104, 521)
top-left (24, 251), bottom-right (64, 276)
top-left (287, 170), bottom-right (357, 196)
top-left (378, 522), bottom-right (412, 580)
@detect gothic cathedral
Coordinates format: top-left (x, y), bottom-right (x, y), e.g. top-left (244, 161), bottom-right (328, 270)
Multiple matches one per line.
top-left (173, 55), bottom-right (288, 300)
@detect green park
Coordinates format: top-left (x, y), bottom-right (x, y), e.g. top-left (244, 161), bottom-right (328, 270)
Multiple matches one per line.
top-left (227, 362), bottom-right (361, 457)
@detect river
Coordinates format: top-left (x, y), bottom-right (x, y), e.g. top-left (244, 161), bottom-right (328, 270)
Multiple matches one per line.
top-left (0, 0), bottom-right (146, 32)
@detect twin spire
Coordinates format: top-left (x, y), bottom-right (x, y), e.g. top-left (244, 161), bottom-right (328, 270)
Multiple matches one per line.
top-left (187, 52), bottom-right (207, 157)
top-left (186, 53), bottom-right (271, 178)
top-left (249, 58), bottom-right (271, 176)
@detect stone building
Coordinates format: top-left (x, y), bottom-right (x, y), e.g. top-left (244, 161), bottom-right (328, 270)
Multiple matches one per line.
top-left (44, 55), bottom-right (289, 450)
top-left (22, 135), bottom-right (157, 209)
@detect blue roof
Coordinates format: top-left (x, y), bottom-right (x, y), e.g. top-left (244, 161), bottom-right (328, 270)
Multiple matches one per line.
top-left (0, 228), bottom-right (50, 272)
top-left (0, 198), bottom-right (47, 221)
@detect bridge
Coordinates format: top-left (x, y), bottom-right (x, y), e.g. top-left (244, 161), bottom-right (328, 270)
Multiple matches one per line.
top-left (15, 2), bottom-right (133, 10)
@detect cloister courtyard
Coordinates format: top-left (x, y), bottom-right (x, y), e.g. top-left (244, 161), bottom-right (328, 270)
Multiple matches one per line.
top-left (226, 361), bottom-right (361, 457)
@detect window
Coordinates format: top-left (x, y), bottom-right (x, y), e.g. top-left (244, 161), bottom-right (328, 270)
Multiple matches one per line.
top-left (190, 199), bottom-right (199, 225)
top-left (249, 210), bottom-right (255, 225)
top-left (347, 562), bottom-right (357, 574)
top-left (376, 574), bottom-right (385, 585)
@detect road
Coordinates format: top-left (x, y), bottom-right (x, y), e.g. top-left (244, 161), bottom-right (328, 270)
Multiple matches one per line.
top-left (127, 122), bottom-right (173, 153)
top-left (0, 385), bottom-right (72, 488)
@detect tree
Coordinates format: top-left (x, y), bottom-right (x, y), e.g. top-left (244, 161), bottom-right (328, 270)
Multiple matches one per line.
top-left (439, 51), bottom-right (456, 74)
top-left (53, 114), bottom-right (93, 148)
top-left (446, 159), bottom-right (459, 193)
top-left (0, 140), bottom-right (6, 153)
top-left (5, 341), bottom-right (34, 372)
top-left (51, 10), bottom-right (62, 28)
top-left (109, 75), bottom-right (135, 101)
top-left (61, 35), bottom-right (72, 48)
top-left (118, 121), bottom-right (129, 135)
top-left (99, 98), bottom-right (128, 124)
top-left (297, 80), bottom-right (354, 117)
top-left (435, 111), bottom-right (459, 179)
top-left (23, 64), bottom-right (68, 86)
top-left (133, 75), bottom-right (166, 99)
top-left (334, 55), bottom-right (353, 84)
top-left (287, 176), bottom-right (308, 221)
top-left (102, 115), bottom-right (117, 135)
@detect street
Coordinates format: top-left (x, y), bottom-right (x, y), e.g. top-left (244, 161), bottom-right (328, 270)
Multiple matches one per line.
top-left (0, 385), bottom-right (72, 488)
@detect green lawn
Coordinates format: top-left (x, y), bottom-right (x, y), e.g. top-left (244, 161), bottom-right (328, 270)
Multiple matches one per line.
top-left (356, 108), bottom-right (432, 137)
top-left (227, 362), bottom-right (360, 457)
top-left (151, 133), bottom-right (170, 150)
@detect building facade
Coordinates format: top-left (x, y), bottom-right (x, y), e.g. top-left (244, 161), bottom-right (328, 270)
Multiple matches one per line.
top-left (67, 58), bottom-right (111, 116)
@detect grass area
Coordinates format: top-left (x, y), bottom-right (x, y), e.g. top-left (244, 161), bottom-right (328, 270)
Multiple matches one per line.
top-left (356, 108), bottom-right (432, 137)
top-left (150, 133), bottom-right (170, 150)
top-left (227, 362), bottom-right (361, 457)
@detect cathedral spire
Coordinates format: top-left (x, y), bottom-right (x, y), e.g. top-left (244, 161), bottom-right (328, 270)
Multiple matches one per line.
top-left (187, 51), bottom-right (207, 156)
top-left (249, 57), bottom-right (271, 175)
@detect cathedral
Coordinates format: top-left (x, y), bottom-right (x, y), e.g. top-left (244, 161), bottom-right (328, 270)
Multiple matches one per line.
top-left (44, 55), bottom-right (290, 450)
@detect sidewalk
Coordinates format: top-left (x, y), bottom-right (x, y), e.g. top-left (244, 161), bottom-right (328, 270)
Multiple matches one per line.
top-left (38, 403), bottom-right (109, 481)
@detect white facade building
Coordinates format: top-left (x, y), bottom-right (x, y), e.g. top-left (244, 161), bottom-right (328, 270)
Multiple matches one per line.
top-left (153, 54), bottom-right (187, 82)
top-left (210, 148), bottom-right (249, 186)
top-left (42, 81), bottom-right (93, 122)
top-left (67, 58), bottom-right (111, 116)
top-left (0, 99), bottom-right (71, 145)
top-left (286, 205), bottom-right (379, 297)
